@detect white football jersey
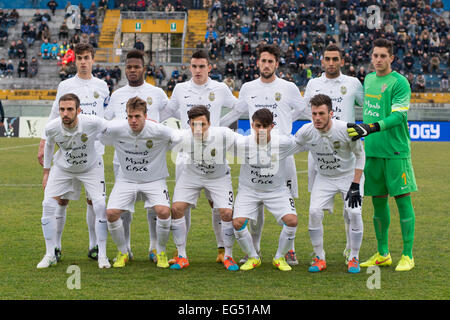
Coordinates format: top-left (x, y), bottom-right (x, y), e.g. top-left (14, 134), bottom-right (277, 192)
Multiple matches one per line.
top-left (294, 119), bottom-right (365, 178)
top-left (236, 132), bottom-right (296, 191)
top-left (167, 77), bottom-right (238, 129)
top-left (223, 77), bottom-right (309, 135)
top-left (44, 114), bottom-right (108, 173)
top-left (302, 72), bottom-right (364, 122)
top-left (178, 126), bottom-right (238, 179)
top-left (104, 82), bottom-right (168, 122)
top-left (100, 119), bottom-right (182, 183)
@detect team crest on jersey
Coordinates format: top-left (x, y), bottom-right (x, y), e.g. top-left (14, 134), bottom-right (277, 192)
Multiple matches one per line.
top-left (381, 84), bottom-right (388, 93)
top-left (333, 141), bottom-right (340, 149)
top-left (93, 91), bottom-right (99, 99)
top-left (340, 86), bottom-right (347, 95)
top-left (208, 91), bottom-right (215, 102)
top-left (147, 97), bottom-right (153, 105)
top-left (146, 140), bottom-right (153, 149)
top-left (275, 92), bottom-right (282, 101)
top-left (210, 148), bottom-right (216, 157)
top-left (81, 133), bottom-right (88, 142)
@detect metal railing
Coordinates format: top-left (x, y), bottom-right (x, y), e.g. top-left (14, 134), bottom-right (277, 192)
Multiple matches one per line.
top-left (154, 47), bottom-right (199, 66)
top-left (121, 11), bottom-right (187, 21)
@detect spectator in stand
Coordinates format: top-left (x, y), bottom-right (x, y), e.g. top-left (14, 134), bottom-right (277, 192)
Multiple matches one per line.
top-left (223, 75), bottom-right (235, 91)
top-left (403, 51), bottom-right (415, 72)
top-left (61, 45), bottom-right (75, 65)
top-left (205, 27), bottom-right (218, 41)
top-left (421, 53), bottom-right (430, 74)
top-left (47, 1), bottom-right (58, 16)
top-left (40, 39), bottom-right (52, 59)
top-left (0, 58), bottom-right (6, 78)
top-left (29, 56), bottom-right (38, 78)
top-left (111, 65), bottom-right (121, 84)
top-left (166, 76), bottom-right (177, 92)
top-left (431, 0), bottom-right (445, 16)
top-left (50, 39), bottom-right (59, 59)
top-left (70, 33), bottom-right (81, 46)
top-left (98, 0), bottom-right (108, 17)
top-left (18, 57), bottom-right (28, 78)
top-left (415, 74), bottom-right (426, 92)
top-left (156, 65), bottom-right (166, 86)
top-left (146, 61), bottom-right (156, 78)
top-left (89, 32), bottom-right (98, 48)
top-left (15, 39), bottom-right (26, 59)
top-left (40, 23), bottom-right (51, 42)
top-left (7, 42), bottom-right (16, 60)
top-left (5, 60), bottom-right (13, 78)
top-left (441, 71), bottom-right (448, 91)
top-left (430, 54), bottom-right (440, 74)
top-left (80, 33), bottom-right (89, 44)
top-left (105, 74), bottom-right (114, 94)
top-left (59, 40), bottom-right (69, 57)
top-left (209, 63), bottom-right (222, 81)
top-left (81, 22), bottom-right (90, 35)
top-left (134, 38), bottom-right (145, 51)
top-left (25, 26), bottom-right (37, 47)
top-left (224, 58), bottom-right (235, 77)
top-left (89, 23), bottom-right (99, 36)
top-left (0, 28), bottom-right (7, 46)
top-left (356, 66), bottom-right (366, 85)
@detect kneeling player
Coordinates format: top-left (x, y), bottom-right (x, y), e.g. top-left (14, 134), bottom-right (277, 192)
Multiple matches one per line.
top-left (170, 106), bottom-right (238, 270)
top-left (100, 97), bottom-right (182, 268)
top-left (294, 94), bottom-right (365, 273)
top-left (38, 93), bottom-right (110, 269)
top-left (232, 108), bottom-right (298, 271)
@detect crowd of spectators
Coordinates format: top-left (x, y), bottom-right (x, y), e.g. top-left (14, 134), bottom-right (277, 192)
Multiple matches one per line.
top-left (195, 0), bottom-right (449, 92)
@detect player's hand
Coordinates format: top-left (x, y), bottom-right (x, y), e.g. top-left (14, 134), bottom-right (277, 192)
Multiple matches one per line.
top-left (346, 122), bottom-right (380, 141)
top-left (345, 182), bottom-right (361, 209)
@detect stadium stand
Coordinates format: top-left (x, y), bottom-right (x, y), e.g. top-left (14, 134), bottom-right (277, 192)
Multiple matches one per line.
top-left (0, 0), bottom-right (448, 101)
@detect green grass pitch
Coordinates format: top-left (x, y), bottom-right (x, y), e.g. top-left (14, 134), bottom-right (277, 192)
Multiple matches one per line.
top-left (0, 138), bottom-right (449, 300)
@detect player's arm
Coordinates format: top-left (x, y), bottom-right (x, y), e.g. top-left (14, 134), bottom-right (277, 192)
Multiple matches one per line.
top-left (103, 93), bottom-right (117, 120)
top-left (355, 79), bottom-right (364, 108)
top-left (290, 84), bottom-right (310, 122)
top-left (38, 86), bottom-right (63, 165)
top-left (345, 139), bottom-right (365, 208)
top-left (347, 78), bottom-right (411, 141)
top-left (42, 133), bottom-right (55, 189)
top-left (160, 86), bottom-right (181, 122)
top-left (219, 90), bottom-right (248, 128)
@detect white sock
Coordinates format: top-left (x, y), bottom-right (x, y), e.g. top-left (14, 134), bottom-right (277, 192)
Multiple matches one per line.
top-left (147, 208), bottom-right (157, 252)
top-left (275, 225), bottom-right (297, 259)
top-left (156, 216), bottom-right (171, 254)
top-left (221, 221), bottom-right (235, 258)
top-left (121, 211), bottom-right (133, 251)
top-left (41, 198), bottom-right (58, 257)
top-left (349, 211), bottom-right (364, 260)
top-left (184, 207), bottom-right (191, 241)
top-left (171, 217), bottom-right (187, 257)
top-left (309, 227), bottom-right (325, 260)
top-left (343, 208), bottom-right (351, 251)
top-left (92, 198), bottom-right (108, 258)
top-left (55, 204), bottom-right (67, 249)
top-left (86, 204), bottom-right (97, 250)
top-left (107, 219), bottom-right (128, 254)
top-left (249, 204), bottom-right (264, 252)
top-left (212, 208), bottom-right (224, 248)
top-left (234, 225), bottom-right (258, 259)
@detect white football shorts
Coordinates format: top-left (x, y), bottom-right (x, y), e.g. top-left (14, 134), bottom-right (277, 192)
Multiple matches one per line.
top-left (45, 161), bottom-right (106, 201)
top-left (107, 178), bottom-right (170, 212)
top-left (233, 184), bottom-right (297, 226)
top-left (172, 171), bottom-right (234, 209)
top-left (309, 172), bottom-right (365, 213)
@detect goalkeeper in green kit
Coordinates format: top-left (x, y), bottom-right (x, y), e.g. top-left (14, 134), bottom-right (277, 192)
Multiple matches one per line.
top-left (347, 39), bottom-right (417, 271)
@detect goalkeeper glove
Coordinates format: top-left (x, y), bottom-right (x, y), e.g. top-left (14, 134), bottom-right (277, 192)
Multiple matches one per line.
top-left (347, 122), bottom-right (380, 141)
top-left (345, 182), bottom-right (362, 209)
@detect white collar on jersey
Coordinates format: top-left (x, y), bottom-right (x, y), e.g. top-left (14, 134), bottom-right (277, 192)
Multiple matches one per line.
top-left (75, 73), bottom-right (93, 84)
top-left (59, 115), bottom-right (83, 136)
top-left (257, 75), bottom-right (279, 86)
top-left (190, 77), bottom-right (211, 90)
top-left (321, 72), bottom-right (343, 83)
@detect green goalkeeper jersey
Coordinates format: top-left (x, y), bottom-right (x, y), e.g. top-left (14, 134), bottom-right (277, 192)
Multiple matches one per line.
top-left (363, 71), bottom-right (412, 158)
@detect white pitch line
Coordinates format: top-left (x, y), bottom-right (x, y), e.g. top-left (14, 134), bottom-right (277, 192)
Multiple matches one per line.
top-left (0, 143), bottom-right (39, 151)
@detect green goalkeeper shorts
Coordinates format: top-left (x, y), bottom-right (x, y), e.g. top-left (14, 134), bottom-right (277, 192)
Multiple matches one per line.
top-left (364, 157), bottom-right (418, 197)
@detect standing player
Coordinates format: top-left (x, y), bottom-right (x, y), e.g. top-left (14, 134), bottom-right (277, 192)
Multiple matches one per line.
top-left (100, 97), bottom-right (181, 268)
top-left (38, 93), bottom-right (110, 269)
top-left (347, 39), bottom-right (417, 271)
top-left (104, 49), bottom-right (171, 263)
top-left (165, 50), bottom-right (238, 264)
top-left (169, 106), bottom-right (238, 271)
top-left (231, 108), bottom-right (298, 272)
top-left (293, 44), bottom-right (364, 263)
top-left (220, 44), bottom-right (309, 266)
top-left (294, 94), bottom-right (365, 273)
top-left (37, 43), bottom-right (110, 262)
